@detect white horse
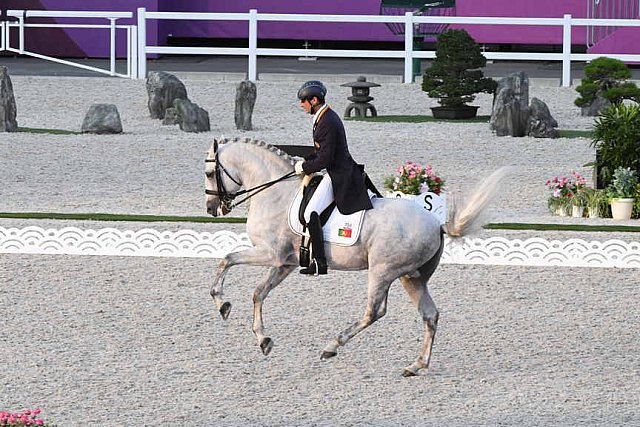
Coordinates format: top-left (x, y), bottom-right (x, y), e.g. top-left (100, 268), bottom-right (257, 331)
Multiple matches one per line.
top-left (205, 137), bottom-right (505, 376)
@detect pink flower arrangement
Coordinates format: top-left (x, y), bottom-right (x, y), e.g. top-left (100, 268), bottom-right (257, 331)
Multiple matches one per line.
top-left (545, 171), bottom-right (587, 199)
top-left (0, 409), bottom-right (51, 426)
top-left (384, 161), bottom-right (446, 195)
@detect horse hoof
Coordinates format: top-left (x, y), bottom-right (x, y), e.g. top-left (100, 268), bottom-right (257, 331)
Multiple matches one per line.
top-left (402, 368), bottom-right (418, 377)
top-left (260, 338), bottom-right (273, 356)
top-left (219, 302), bottom-right (231, 320)
top-left (320, 351), bottom-right (337, 361)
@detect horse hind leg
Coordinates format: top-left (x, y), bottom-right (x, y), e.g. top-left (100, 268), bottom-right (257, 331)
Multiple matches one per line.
top-left (321, 270), bottom-right (393, 360)
top-left (400, 245), bottom-right (443, 376)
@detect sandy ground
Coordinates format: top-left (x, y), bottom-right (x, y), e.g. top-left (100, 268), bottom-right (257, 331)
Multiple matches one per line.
top-left (1, 73), bottom-right (639, 426)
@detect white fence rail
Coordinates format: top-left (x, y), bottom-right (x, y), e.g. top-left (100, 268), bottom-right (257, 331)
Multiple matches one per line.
top-left (2, 8), bottom-right (640, 85)
top-left (2, 9), bottom-right (137, 78)
top-left (1, 226), bottom-right (639, 269)
top-left (136, 8), bottom-right (640, 86)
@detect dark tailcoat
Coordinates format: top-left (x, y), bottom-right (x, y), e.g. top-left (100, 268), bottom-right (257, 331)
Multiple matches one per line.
top-left (301, 107), bottom-right (373, 215)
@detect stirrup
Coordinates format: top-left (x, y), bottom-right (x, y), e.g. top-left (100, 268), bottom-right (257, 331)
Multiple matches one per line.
top-left (299, 259), bottom-right (327, 276)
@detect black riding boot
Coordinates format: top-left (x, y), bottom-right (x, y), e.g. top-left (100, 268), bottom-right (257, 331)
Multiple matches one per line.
top-left (300, 212), bottom-right (328, 275)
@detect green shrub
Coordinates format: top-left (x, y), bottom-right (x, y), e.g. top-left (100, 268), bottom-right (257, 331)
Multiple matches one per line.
top-left (575, 57), bottom-right (640, 108)
top-left (421, 29), bottom-right (496, 108)
top-left (606, 167), bottom-right (638, 199)
top-left (590, 103), bottom-right (640, 187)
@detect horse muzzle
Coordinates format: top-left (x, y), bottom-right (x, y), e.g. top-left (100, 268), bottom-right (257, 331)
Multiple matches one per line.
top-left (206, 198), bottom-right (231, 217)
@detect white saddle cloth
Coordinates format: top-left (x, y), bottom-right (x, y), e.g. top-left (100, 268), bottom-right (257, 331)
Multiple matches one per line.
top-left (287, 186), bottom-right (375, 247)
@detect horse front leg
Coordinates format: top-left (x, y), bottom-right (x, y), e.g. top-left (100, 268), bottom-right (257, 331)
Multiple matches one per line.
top-left (252, 265), bottom-right (296, 355)
top-left (210, 247), bottom-right (276, 320)
top-left (321, 270), bottom-right (393, 360)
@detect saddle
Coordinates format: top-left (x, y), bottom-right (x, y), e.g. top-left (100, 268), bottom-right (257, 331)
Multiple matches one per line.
top-left (287, 175), bottom-right (377, 248)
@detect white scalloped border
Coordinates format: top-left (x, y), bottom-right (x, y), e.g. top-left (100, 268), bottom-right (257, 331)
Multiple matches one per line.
top-left (1, 226), bottom-right (639, 268)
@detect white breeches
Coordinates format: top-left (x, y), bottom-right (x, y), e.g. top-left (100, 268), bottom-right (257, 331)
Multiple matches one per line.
top-left (304, 174), bottom-right (334, 223)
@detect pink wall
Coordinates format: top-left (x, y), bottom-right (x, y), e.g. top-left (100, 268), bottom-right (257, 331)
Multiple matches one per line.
top-left (454, 0), bottom-right (587, 45)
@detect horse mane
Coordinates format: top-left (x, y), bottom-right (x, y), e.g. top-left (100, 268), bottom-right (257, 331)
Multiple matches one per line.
top-left (216, 137), bottom-right (297, 167)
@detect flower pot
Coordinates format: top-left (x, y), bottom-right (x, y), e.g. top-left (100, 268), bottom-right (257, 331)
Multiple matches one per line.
top-left (430, 106), bottom-right (479, 120)
top-left (587, 207), bottom-right (601, 218)
top-left (610, 198), bottom-right (635, 220)
top-left (571, 205), bottom-right (585, 218)
top-left (555, 206), bottom-right (569, 217)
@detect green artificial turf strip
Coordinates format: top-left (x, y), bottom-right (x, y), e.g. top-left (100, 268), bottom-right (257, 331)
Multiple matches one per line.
top-left (558, 129), bottom-right (593, 139)
top-left (346, 115), bottom-right (491, 123)
top-left (18, 127), bottom-right (81, 135)
top-left (3, 213), bottom-right (639, 232)
top-left (484, 222), bottom-right (640, 232)
top-left (0, 212), bottom-right (246, 223)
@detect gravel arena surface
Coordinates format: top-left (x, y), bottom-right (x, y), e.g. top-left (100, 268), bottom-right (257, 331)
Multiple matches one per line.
top-left (1, 73), bottom-right (640, 426)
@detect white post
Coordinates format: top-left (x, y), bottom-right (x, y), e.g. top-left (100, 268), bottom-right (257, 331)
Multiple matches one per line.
top-left (404, 12), bottom-right (413, 84)
top-left (562, 14), bottom-right (572, 87)
top-left (248, 9), bottom-right (258, 81)
top-left (109, 18), bottom-right (116, 76)
top-left (130, 26), bottom-right (138, 79)
top-left (18, 15), bottom-right (24, 54)
top-left (1, 22), bottom-right (4, 51)
top-left (137, 7), bottom-right (146, 79)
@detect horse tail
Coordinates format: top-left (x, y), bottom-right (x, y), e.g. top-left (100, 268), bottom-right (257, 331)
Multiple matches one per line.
top-left (442, 167), bottom-right (510, 238)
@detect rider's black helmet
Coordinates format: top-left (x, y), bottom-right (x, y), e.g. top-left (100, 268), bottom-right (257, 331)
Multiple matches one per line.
top-left (297, 80), bottom-right (327, 102)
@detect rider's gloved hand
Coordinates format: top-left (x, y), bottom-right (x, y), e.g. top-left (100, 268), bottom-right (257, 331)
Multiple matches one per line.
top-left (294, 160), bottom-right (305, 175)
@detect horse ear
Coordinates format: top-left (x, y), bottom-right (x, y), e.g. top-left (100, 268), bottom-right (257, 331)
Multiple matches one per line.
top-left (213, 140), bottom-right (219, 153)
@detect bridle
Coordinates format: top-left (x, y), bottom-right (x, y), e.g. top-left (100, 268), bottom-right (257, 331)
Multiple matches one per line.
top-left (204, 141), bottom-right (296, 212)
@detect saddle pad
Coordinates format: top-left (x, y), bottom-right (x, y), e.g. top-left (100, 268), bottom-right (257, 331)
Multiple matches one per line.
top-left (287, 186), bottom-right (373, 247)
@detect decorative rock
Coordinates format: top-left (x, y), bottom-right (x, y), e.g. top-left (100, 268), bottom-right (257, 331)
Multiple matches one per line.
top-left (0, 66), bottom-right (18, 132)
top-left (494, 71), bottom-right (529, 109)
top-left (162, 107), bottom-right (179, 126)
top-left (490, 88), bottom-right (529, 137)
top-left (581, 95), bottom-right (610, 116)
top-left (146, 71), bottom-right (188, 120)
top-left (174, 98), bottom-right (210, 133)
top-left (81, 104), bottom-right (123, 134)
top-left (490, 72), bottom-right (530, 137)
top-left (235, 80), bottom-right (257, 130)
top-left (527, 97), bottom-right (559, 138)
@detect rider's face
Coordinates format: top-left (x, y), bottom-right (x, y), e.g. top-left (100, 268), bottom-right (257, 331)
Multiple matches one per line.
top-left (299, 97), bottom-right (315, 114)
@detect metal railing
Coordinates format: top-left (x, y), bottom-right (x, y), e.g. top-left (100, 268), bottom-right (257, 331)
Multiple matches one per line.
top-left (2, 9), bottom-right (137, 78)
top-left (136, 8), bottom-right (640, 86)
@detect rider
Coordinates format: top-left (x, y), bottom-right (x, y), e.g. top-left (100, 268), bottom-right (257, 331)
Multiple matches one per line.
top-left (294, 80), bottom-right (373, 275)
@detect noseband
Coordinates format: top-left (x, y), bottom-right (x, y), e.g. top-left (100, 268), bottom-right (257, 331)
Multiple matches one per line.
top-left (205, 142), bottom-right (296, 211)
top-left (205, 145), bottom-right (242, 210)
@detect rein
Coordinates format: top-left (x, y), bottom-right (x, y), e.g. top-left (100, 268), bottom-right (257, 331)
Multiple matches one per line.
top-left (205, 145), bottom-right (296, 210)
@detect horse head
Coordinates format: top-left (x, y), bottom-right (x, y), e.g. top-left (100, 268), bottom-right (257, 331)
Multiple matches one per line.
top-left (204, 137), bottom-right (298, 217)
top-left (205, 139), bottom-right (243, 216)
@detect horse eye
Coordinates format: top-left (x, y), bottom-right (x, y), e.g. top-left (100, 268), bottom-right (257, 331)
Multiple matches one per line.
top-left (205, 171), bottom-right (213, 178)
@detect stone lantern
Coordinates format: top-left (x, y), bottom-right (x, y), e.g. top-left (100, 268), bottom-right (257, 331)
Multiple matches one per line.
top-left (340, 76), bottom-right (381, 118)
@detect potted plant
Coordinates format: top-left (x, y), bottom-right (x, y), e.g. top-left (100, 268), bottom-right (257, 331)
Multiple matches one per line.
top-left (570, 188), bottom-right (588, 218)
top-left (588, 103), bottom-right (640, 188)
top-left (606, 166), bottom-right (638, 220)
top-left (582, 187), bottom-right (609, 218)
top-left (574, 57), bottom-right (640, 116)
top-left (384, 161), bottom-right (446, 223)
top-left (545, 172), bottom-right (586, 217)
top-left (421, 29), bottom-right (497, 120)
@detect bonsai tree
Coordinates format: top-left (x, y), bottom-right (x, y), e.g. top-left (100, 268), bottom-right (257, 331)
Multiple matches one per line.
top-left (574, 57), bottom-right (640, 114)
top-left (589, 103), bottom-right (640, 187)
top-left (422, 29), bottom-right (496, 113)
